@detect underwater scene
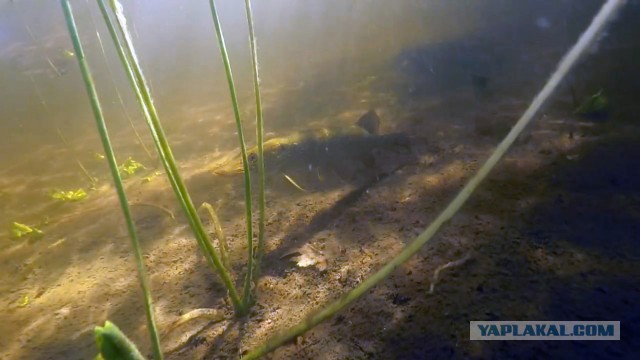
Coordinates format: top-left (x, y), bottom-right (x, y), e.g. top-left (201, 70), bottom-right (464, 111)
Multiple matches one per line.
top-left (1, 0), bottom-right (639, 359)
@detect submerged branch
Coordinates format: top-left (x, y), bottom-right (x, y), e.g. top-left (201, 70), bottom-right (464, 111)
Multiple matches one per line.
top-left (428, 252), bottom-right (472, 294)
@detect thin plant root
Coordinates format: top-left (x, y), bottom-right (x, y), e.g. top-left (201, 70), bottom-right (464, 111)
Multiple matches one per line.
top-left (428, 252), bottom-right (472, 294)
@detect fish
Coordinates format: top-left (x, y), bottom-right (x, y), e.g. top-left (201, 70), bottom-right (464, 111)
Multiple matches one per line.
top-left (356, 109), bottom-right (381, 136)
top-left (209, 110), bottom-right (416, 187)
top-left (574, 89), bottom-right (610, 121)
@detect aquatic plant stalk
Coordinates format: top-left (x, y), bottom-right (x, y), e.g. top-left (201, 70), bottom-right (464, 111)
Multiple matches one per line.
top-left (85, 0), bottom-right (154, 161)
top-left (60, 1), bottom-right (162, 359)
top-left (243, 0), bottom-right (625, 358)
top-left (243, 0), bottom-right (267, 299)
top-left (200, 202), bottom-right (231, 271)
top-left (208, 0), bottom-right (255, 308)
top-left (97, 0), bottom-right (244, 313)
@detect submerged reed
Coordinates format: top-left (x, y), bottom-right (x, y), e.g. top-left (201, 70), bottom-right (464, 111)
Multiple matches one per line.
top-left (60, 0), bottom-right (162, 358)
top-left (242, 0), bottom-right (625, 357)
top-left (199, 202), bottom-right (231, 271)
top-left (96, 0), bottom-right (243, 313)
top-left (243, 0), bottom-right (268, 300)
top-left (85, 0), bottom-right (154, 161)
top-left (207, 0), bottom-right (256, 308)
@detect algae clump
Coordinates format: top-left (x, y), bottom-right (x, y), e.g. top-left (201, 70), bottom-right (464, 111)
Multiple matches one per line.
top-left (118, 157), bottom-right (146, 177)
top-left (51, 188), bottom-right (88, 202)
top-left (11, 222), bottom-right (44, 239)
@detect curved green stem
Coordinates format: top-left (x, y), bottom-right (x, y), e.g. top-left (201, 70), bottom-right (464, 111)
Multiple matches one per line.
top-left (199, 202), bottom-right (231, 271)
top-left (97, 0), bottom-right (243, 313)
top-left (208, 0), bottom-right (254, 309)
top-left (60, 1), bottom-right (162, 358)
top-left (243, 0), bottom-right (625, 357)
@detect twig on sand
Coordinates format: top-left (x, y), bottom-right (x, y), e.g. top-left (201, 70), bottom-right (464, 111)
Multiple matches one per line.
top-left (428, 252), bottom-right (472, 294)
top-left (162, 308), bottom-right (226, 355)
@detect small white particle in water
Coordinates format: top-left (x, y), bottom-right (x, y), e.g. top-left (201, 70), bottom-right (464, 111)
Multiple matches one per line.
top-left (536, 17), bottom-right (551, 29)
top-left (325, 146), bottom-right (329, 152)
top-left (308, 164), bottom-right (313, 171)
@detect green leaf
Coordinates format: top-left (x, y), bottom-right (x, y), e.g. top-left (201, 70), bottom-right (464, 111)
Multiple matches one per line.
top-left (94, 321), bottom-right (146, 360)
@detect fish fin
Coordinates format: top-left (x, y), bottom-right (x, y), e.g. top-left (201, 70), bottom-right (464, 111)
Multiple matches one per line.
top-left (355, 109), bottom-right (381, 135)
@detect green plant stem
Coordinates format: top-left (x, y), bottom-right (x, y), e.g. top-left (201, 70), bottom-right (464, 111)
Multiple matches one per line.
top-left (60, 1), bottom-right (162, 359)
top-left (208, 0), bottom-right (254, 309)
top-left (243, 0), bottom-right (625, 358)
top-left (243, 0), bottom-right (267, 298)
top-left (97, 0), bottom-right (244, 313)
top-left (199, 202), bottom-right (230, 270)
top-left (85, 0), bottom-right (154, 161)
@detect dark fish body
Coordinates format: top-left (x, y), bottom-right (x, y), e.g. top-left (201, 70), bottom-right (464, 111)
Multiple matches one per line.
top-left (209, 110), bottom-right (416, 187)
top-left (356, 109), bottom-right (381, 135)
top-left (262, 130), bottom-right (413, 185)
top-left (574, 90), bottom-right (611, 121)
